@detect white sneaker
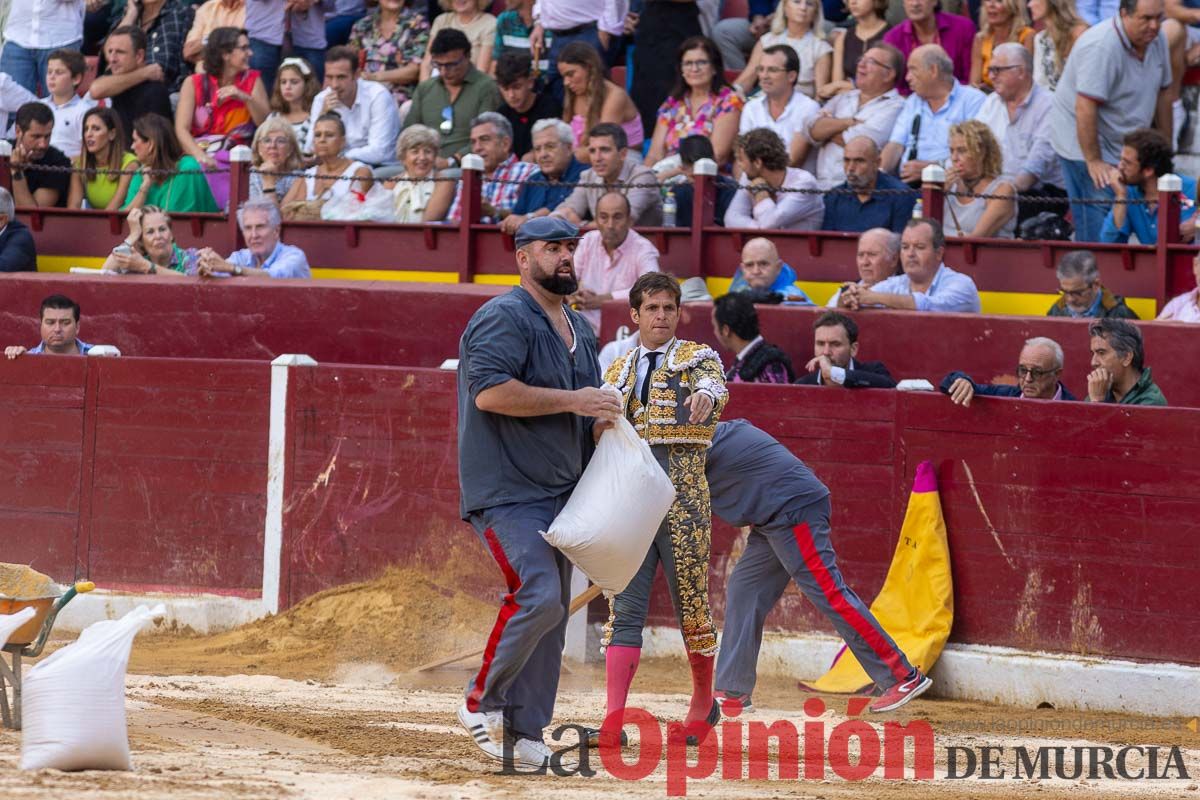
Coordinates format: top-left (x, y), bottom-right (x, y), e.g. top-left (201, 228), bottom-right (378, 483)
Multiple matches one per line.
top-left (511, 738), bottom-right (554, 769)
top-left (458, 703), bottom-right (504, 760)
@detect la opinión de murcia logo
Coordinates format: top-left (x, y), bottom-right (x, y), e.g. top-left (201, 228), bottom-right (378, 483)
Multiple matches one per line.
top-left (494, 698), bottom-right (1192, 796)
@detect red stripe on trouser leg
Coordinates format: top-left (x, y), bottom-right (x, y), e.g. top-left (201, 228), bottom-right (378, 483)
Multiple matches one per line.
top-left (466, 527), bottom-right (523, 712)
top-left (792, 522), bottom-right (910, 684)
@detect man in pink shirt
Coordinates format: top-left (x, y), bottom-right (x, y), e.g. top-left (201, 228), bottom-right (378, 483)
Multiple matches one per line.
top-left (883, 0), bottom-right (975, 96)
top-left (568, 192), bottom-right (660, 334)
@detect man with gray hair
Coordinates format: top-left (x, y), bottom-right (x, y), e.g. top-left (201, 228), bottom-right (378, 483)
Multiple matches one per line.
top-left (198, 200), bottom-right (311, 279)
top-left (0, 186), bottom-right (36, 272)
top-left (500, 119), bottom-right (586, 235)
top-left (1087, 318), bottom-right (1166, 405)
top-left (1047, 250), bottom-right (1138, 319)
top-left (941, 337), bottom-right (1076, 406)
top-left (830, 227), bottom-right (901, 307)
top-left (975, 42), bottom-right (1063, 221)
top-left (882, 44), bottom-right (985, 183)
top-left (434, 111), bottom-right (538, 224)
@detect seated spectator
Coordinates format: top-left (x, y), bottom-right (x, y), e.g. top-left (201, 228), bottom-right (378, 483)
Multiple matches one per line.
top-left (796, 310), bottom-right (896, 387)
top-left (1047, 250), bottom-right (1139, 319)
top-left (110, 0), bottom-right (195, 92)
top-left (68, 108), bottom-right (138, 210)
top-left (712, 0), bottom-right (776, 72)
top-left (501, 119), bottom-right (586, 234)
top-left (421, 0), bottom-right (497, 79)
top-left (670, 135), bottom-right (740, 228)
top-left (495, 52), bottom-right (558, 158)
top-left (428, 112), bottom-right (537, 222)
top-left (1158, 252), bottom-right (1200, 322)
top-left (405, 29), bottom-right (501, 167)
top-left (124, 114), bottom-right (220, 212)
top-left (557, 42), bottom-right (644, 164)
top-left (569, 192), bottom-right (661, 334)
top-left (944, 120), bottom-right (1016, 238)
top-left (881, 45), bottom-right (986, 185)
top-left (882, 0), bottom-right (975, 95)
top-left (177, 27), bottom-right (271, 209)
top-left (348, 0), bottom-right (430, 108)
top-left (1087, 318), bottom-right (1166, 406)
top-left (553, 122), bottom-right (662, 226)
top-left (267, 57), bottom-right (320, 157)
top-left (40, 50), bottom-right (96, 160)
top-left (9, 103), bottom-right (72, 208)
top-left (828, 227), bottom-right (901, 306)
top-left (974, 42), bottom-right (1062, 218)
top-left (726, 128), bottom-right (823, 230)
top-left (184, 0), bottom-right (247, 65)
top-left (645, 37), bottom-right (743, 170)
top-left (734, 0), bottom-right (833, 99)
top-left (248, 117), bottom-right (303, 203)
top-left (729, 236), bottom-right (814, 304)
top-left (281, 113), bottom-right (374, 220)
top-left (941, 336), bottom-right (1075, 405)
top-left (1029, 0), bottom-right (1085, 91)
top-left (90, 26), bottom-right (173, 146)
top-left (0, 187), bottom-right (37, 272)
top-left (969, 0), bottom-right (1034, 90)
top-left (819, 0), bottom-right (892, 100)
top-left (4, 295), bottom-right (92, 359)
top-left (807, 43), bottom-right (904, 189)
top-left (737, 44), bottom-right (820, 167)
top-left (197, 199), bottom-right (311, 278)
top-left (821, 137), bottom-right (915, 233)
top-left (306, 46), bottom-right (402, 167)
top-left (1102, 129), bottom-right (1198, 244)
top-left (843, 217), bottom-right (981, 312)
top-left (388, 124), bottom-right (440, 222)
top-left (102, 206), bottom-right (197, 276)
top-left (711, 291), bottom-right (796, 383)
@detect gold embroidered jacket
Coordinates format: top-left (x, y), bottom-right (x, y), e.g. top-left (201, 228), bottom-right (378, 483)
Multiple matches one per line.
top-left (604, 339), bottom-right (728, 445)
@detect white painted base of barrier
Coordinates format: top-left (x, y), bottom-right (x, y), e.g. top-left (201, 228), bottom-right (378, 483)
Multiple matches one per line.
top-left (640, 627), bottom-right (1200, 719)
top-left (55, 591), bottom-right (268, 636)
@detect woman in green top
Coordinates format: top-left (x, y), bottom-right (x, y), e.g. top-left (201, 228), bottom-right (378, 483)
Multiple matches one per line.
top-left (102, 206), bottom-right (200, 277)
top-left (67, 108), bottom-right (139, 210)
top-left (123, 114), bottom-right (220, 213)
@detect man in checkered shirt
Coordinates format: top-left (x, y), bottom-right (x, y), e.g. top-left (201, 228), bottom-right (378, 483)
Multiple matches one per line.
top-left (446, 112), bottom-right (538, 224)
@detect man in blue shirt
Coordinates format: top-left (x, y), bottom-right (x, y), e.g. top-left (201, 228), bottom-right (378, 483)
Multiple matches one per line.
top-left (199, 200), bottom-right (311, 279)
top-left (843, 217), bottom-right (981, 313)
top-left (728, 237), bottom-right (814, 304)
top-left (4, 294), bottom-right (92, 359)
top-left (1101, 128), bottom-right (1198, 244)
top-left (500, 119), bottom-right (587, 235)
top-left (822, 137), bottom-right (917, 233)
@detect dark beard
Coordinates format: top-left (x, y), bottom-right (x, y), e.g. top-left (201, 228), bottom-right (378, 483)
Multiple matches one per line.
top-left (536, 272), bottom-right (578, 295)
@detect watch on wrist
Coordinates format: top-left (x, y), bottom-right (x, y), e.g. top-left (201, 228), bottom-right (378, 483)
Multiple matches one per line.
top-left (148, 263), bottom-right (157, 274)
top-left (233, 264), bottom-right (243, 276)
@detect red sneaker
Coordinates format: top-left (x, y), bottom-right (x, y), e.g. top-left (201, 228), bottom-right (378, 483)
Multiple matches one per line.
top-left (868, 670), bottom-right (932, 713)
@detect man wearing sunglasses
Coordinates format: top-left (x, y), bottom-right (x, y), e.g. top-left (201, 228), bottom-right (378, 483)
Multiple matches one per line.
top-left (941, 336), bottom-right (1077, 406)
top-left (1046, 250), bottom-right (1139, 319)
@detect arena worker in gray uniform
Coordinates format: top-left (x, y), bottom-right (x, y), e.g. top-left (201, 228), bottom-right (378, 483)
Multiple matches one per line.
top-left (455, 216), bottom-right (621, 768)
top-left (707, 419), bottom-right (932, 715)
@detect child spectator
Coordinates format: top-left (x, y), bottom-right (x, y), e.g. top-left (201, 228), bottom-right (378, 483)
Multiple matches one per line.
top-left (266, 57), bottom-right (320, 157)
top-left (40, 49), bottom-right (96, 159)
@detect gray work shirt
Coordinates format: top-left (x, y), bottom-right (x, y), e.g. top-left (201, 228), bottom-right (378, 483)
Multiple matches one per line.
top-left (1048, 17), bottom-right (1171, 163)
top-left (458, 286), bottom-right (601, 517)
top-left (705, 419), bottom-right (830, 528)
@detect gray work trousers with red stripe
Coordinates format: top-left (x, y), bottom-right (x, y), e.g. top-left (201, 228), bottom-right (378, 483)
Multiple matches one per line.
top-left (463, 494), bottom-right (573, 743)
top-left (715, 496), bottom-right (914, 698)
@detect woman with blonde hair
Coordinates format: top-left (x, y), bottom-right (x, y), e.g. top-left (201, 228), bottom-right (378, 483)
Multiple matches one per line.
top-left (970, 0), bottom-right (1035, 90)
top-left (944, 120), bottom-right (1016, 239)
top-left (102, 206), bottom-right (197, 277)
top-left (557, 41), bottom-right (643, 163)
top-left (820, 0), bottom-right (891, 99)
top-left (421, 0), bottom-right (497, 79)
top-left (736, 0), bottom-right (832, 98)
top-left (1028, 0), bottom-right (1087, 91)
top-left (388, 124), bottom-right (440, 222)
top-left (249, 117), bottom-right (304, 203)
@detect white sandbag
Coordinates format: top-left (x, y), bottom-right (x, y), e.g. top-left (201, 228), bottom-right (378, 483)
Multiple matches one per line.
top-left (21, 604), bottom-right (165, 771)
top-left (542, 414), bottom-right (676, 593)
top-left (0, 607), bottom-right (37, 648)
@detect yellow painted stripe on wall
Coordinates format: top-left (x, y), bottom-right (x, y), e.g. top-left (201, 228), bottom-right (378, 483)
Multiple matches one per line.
top-left (39, 256), bottom-right (106, 272)
top-left (309, 268), bottom-right (459, 283)
top-left (472, 275), bottom-right (521, 286)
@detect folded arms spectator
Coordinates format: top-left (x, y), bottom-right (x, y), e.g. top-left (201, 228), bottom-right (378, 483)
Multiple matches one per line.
top-left (1087, 318), bottom-right (1166, 405)
top-left (306, 45), bottom-right (402, 167)
top-left (1102, 128), bottom-right (1198, 244)
top-left (553, 122), bottom-right (663, 226)
top-left (796, 311), bottom-right (896, 387)
top-left (941, 336), bottom-right (1075, 405)
top-left (9, 102), bottom-right (73, 208)
top-left (111, 0), bottom-right (195, 92)
top-left (846, 217), bottom-right (982, 312)
top-left (711, 292), bottom-right (796, 383)
top-left (729, 236), bottom-right (814, 304)
top-left (90, 26), bottom-right (173, 147)
top-left (0, 187), bottom-right (37, 272)
top-left (197, 199), bottom-right (311, 278)
top-left (123, 113), bottom-right (220, 212)
top-left (4, 295), bottom-right (92, 360)
top-left (726, 128), bottom-right (823, 230)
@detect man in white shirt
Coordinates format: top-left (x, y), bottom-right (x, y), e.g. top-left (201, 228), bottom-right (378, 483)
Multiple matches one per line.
top-left (0, 0), bottom-right (84, 95)
top-left (725, 128), bottom-right (823, 231)
top-left (568, 192), bottom-right (660, 334)
top-left (738, 44), bottom-right (820, 163)
top-left (305, 46), bottom-right (401, 166)
top-left (808, 43), bottom-right (905, 189)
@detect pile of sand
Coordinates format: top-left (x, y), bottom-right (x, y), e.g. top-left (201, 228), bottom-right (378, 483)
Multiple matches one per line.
top-left (0, 563), bottom-right (58, 600)
top-left (131, 566), bottom-right (496, 680)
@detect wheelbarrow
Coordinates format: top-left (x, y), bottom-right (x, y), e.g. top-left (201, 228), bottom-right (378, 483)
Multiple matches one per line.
top-left (0, 579), bottom-right (95, 730)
